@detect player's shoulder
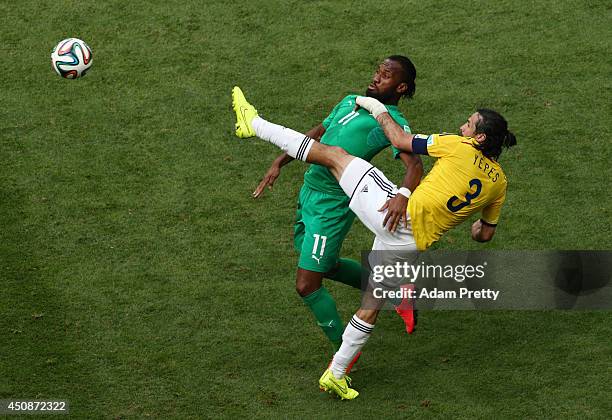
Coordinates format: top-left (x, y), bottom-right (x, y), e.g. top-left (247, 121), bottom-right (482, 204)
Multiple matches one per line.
top-left (428, 133), bottom-right (466, 146)
top-left (497, 166), bottom-right (509, 186)
top-left (337, 94), bottom-right (358, 106)
top-left (439, 133), bottom-right (467, 141)
top-left (388, 107), bottom-right (409, 124)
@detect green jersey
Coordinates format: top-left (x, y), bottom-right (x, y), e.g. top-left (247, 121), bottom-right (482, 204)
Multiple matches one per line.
top-left (302, 94), bottom-right (411, 195)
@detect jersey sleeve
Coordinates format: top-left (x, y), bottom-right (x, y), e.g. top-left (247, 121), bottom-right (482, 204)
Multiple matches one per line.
top-left (412, 134), bottom-right (464, 157)
top-left (322, 95), bottom-right (352, 129)
top-left (481, 191), bottom-right (506, 225)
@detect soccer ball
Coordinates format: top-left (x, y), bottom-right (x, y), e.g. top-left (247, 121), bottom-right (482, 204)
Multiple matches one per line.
top-left (51, 38), bottom-right (93, 79)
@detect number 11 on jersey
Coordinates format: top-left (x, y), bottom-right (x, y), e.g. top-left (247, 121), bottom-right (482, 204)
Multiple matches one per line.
top-left (312, 234), bottom-right (327, 256)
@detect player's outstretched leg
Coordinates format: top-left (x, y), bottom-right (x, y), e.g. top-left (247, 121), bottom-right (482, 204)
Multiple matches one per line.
top-left (230, 87), bottom-right (353, 179)
top-left (232, 86), bottom-right (258, 138)
top-left (319, 369), bottom-right (359, 400)
top-left (232, 86), bottom-right (316, 162)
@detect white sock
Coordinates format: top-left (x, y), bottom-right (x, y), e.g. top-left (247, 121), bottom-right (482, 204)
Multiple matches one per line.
top-left (330, 315), bottom-right (374, 379)
top-left (252, 116), bottom-right (314, 161)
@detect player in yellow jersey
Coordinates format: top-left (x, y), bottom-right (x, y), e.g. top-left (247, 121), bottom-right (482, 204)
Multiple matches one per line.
top-left (355, 96), bottom-right (515, 251)
top-left (232, 90), bottom-right (516, 399)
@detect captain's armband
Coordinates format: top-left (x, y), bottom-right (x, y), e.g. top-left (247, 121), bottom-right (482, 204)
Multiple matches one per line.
top-left (411, 134), bottom-right (430, 155)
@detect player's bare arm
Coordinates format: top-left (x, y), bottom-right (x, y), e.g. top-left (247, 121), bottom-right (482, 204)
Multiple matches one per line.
top-left (252, 153), bottom-right (291, 198)
top-left (306, 123), bottom-right (327, 141)
top-left (471, 219), bottom-right (497, 242)
top-left (377, 113), bottom-right (416, 152)
top-left (253, 124), bottom-right (326, 198)
top-left (379, 152), bottom-right (423, 232)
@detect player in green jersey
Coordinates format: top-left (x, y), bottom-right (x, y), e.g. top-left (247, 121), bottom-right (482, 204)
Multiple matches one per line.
top-left (249, 56), bottom-right (423, 356)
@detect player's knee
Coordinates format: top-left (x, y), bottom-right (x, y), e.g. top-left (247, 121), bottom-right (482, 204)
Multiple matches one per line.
top-left (296, 281), bottom-right (315, 297)
top-left (324, 146), bottom-right (350, 178)
top-left (296, 270), bottom-right (323, 297)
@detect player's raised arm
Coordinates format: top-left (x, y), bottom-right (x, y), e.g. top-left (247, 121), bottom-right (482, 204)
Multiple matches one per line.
top-left (252, 153), bottom-right (291, 198)
top-left (252, 124), bottom-right (326, 198)
top-left (355, 96), bottom-right (416, 152)
top-left (306, 123), bottom-right (326, 142)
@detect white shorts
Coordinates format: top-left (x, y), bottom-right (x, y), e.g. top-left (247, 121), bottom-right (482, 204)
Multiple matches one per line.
top-left (339, 157), bottom-right (417, 252)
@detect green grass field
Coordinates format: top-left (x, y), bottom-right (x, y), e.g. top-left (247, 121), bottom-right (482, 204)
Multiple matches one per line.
top-left (1, 0), bottom-right (611, 417)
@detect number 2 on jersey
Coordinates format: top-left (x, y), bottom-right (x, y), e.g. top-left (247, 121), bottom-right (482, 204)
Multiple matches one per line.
top-left (446, 178), bottom-right (482, 212)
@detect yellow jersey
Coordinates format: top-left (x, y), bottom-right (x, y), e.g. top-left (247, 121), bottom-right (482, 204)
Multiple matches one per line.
top-left (408, 134), bottom-right (508, 250)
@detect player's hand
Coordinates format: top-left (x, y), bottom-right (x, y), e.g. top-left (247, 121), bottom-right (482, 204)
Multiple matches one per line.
top-left (355, 96), bottom-right (388, 119)
top-left (253, 164), bottom-right (281, 198)
top-left (379, 194), bottom-right (409, 232)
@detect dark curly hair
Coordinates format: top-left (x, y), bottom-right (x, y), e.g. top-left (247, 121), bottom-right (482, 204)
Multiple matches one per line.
top-left (387, 55), bottom-right (416, 99)
top-left (474, 108), bottom-right (517, 160)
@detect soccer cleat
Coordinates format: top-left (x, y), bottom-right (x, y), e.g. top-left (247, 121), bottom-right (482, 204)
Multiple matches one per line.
top-left (395, 283), bottom-right (418, 334)
top-left (319, 369), bottom-right (359, 400)
top-left (231, 86), bottom-right (258, 138)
